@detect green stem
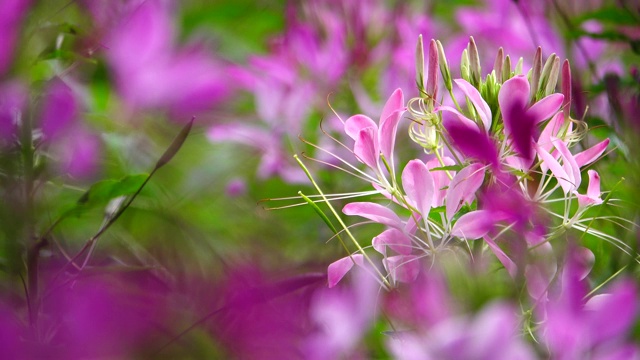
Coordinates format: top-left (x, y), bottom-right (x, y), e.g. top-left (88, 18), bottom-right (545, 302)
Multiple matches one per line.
top-left (294, 155), bottom-right (390, 288)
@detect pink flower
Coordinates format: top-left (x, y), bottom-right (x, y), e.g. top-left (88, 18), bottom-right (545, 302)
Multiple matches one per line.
top-left (107, 1), bottom-right (229, 116)
top-left (0, 0), bottom-right (30, 76)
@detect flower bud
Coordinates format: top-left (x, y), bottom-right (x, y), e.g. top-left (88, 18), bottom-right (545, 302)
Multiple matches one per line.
top-left (415, 35), bottom-right (425, 96)
top-left (530, 47), bottom-right (542, 102)
top-left (427, 39), bottom-right (439, 106)
top-left (467, 37), bottom-right (481, 88)
top-left (561, 59), bottom-right (571, 120)
top-left (461, 48), bottom-right (470, 83)
top-left (494, 47), bottom-right (504, 83)
top-left (538, 53), bottom-right (557, 99)
top-left (437, 40), bottom-right (452, 92)
top-left (544, 56), bottom-right (560, 96)
top-left (502, 55), bottom-right (512, 82)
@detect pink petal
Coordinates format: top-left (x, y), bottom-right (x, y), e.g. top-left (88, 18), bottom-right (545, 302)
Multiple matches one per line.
top-left (383, 255), bottom-right (420, 283)
top-left (499, 75), bottom-right (530, 125)
top-left (538, 113), bottom-right (564, 154)
top-left (528, 93), bottom-right (564, 125)
top-left (442, 109), bottom-right (499, 167)
top-left (342, 202), bottom-right (403, 229)
top-left (536, 144), bottom-right (573, 194)
top-left (372, 229), bottom-right (412, 255)
top-left (553, 138), bottom-right (581, 190)
top-left (451, 210), bottom-right (495, 239)
top-left (379, 109), bottom-right (404, 164)
top-left (454, 78), bottom-right (492, 131)
top-left (426, 157), bottom-right (455, 207)
top-left (574, 138), bottom-right (609, 168)
top-left (327, 254), bottom-right (364, 288)
top-left (484, 236), bottom-right (517, 277)
top-left (402, 159), bottom-right (435, 217)
top-left (353, 127), bottom-right (379, 169)
top-left (585, 279), bottom-right (637, 344)
top-left (344, 114), bottom-right (377, 141)
top-left (576, 170), bottom-right (603, 208)
top-left (39, 80), bottom-right (77, 140)
top-left (445, 163), bottom-right (485, 220)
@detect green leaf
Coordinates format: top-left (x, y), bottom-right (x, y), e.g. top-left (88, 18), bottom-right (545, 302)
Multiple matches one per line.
top-left (576, 7), bottom-right (640, 26)
top-left (429, 165), bottom-right (463, 172)
top-left (76, 173), bottom-right (149, 208)
top-left (155, 118), bottom-right (194, 169)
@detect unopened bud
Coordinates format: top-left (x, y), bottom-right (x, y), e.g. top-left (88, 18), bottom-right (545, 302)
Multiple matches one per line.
top-left (461, 48), bottom-right (470, 83)
top-left (515, 57), bottom-right (524, 75)
top-left (538, 53), bottom-right (557, 98)
top-left (502, 55), bottom-right (512, 81)
top-left (544, 56), bottom-right (560, 96)
top-left (437, 40), bottom-right (452, 92)
top-left (561, 59), bottom-right (572, 120)
top-left (427, 39), bottom-right (439, 105)
top-left (468, 37), bottom-right (481, 88)
top-left (494, 47), bottom-right (504, 83)
top-left (416, 35), bottom-right (425, 96)
top-left (530, 47), bottom-right (542, 102)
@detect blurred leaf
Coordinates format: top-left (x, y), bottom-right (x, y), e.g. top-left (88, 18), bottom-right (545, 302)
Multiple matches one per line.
top-left (76, 174), bottom-right (149, 209)
top-left (155, 118), bottom-right (194, 169)
top-left (576, 6), bottom-right (640, 26)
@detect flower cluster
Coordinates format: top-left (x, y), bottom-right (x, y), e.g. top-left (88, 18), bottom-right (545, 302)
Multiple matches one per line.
top-left (291, 36), bottom-right (638, 358)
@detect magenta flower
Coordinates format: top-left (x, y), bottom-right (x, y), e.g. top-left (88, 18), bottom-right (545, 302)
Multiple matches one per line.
top-left (387, 302), bottom-right (535, 360)
top-left (499, 75), bottom-right (564, 162)
top-left (305, 268), bottom-right (379, 360)
top-left (539, 249), bottom-right (639, 359)
top-left (107, 1), bottom-right (229, 116)
top-left (344, 88), bottom-right (405, 173)
top-left (0, 0), bottom-right (30, 76)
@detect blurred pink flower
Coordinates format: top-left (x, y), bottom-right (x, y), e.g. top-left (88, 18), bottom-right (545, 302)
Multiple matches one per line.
top-left (539, 248), bottom-right (640, 359)
top-left (106, 1), bottom-right (230, 116)
top-left (0, 0), bottom-right (30, 76)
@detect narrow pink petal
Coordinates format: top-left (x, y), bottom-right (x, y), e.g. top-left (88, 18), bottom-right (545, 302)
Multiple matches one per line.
top-left (536, 144), bottom-right (572, 194)
top-left (379, 88), bottom-right (404, 128)
top-left (586, 170), bottom-right (602, 200)
top-left (538, 113), bottom-right (564, 154)
top-left (426, 157), bottom-right (455, 207)
top-left (342, 202), bottom-right (403, 229)
top-left (379, 109), bottom-right (405, 162)
top-left (327, 254), bottom-right (364, 288)
top-left (451, 210), bottom-right (495, 239)
top-left (454, 78), bottom-right (492, 131)
top-left (353, 127), bottom-right (379, 169)
top-left (372, 228), bottom-right (412, 255)
top-left (445, 163), bottom-right (485, 220)
top-left (383, 255), bottom-right (420, 283)
top-left (574, 138), bottom-right (609, 168)
top-left (402, 159), bottom-right (435, 217)
top-left (528, 93), bottom-right (564, 124)
top-left (484, 236), bottom-right (517, 277)
top-left (344, 114), bottom-right (377, 140)
top-left (576, 170), bottom-right (603, 208)
top-left (438, 105), bottom-right (478, 129)
top-left (553, 138), bottom-right (581, 190)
